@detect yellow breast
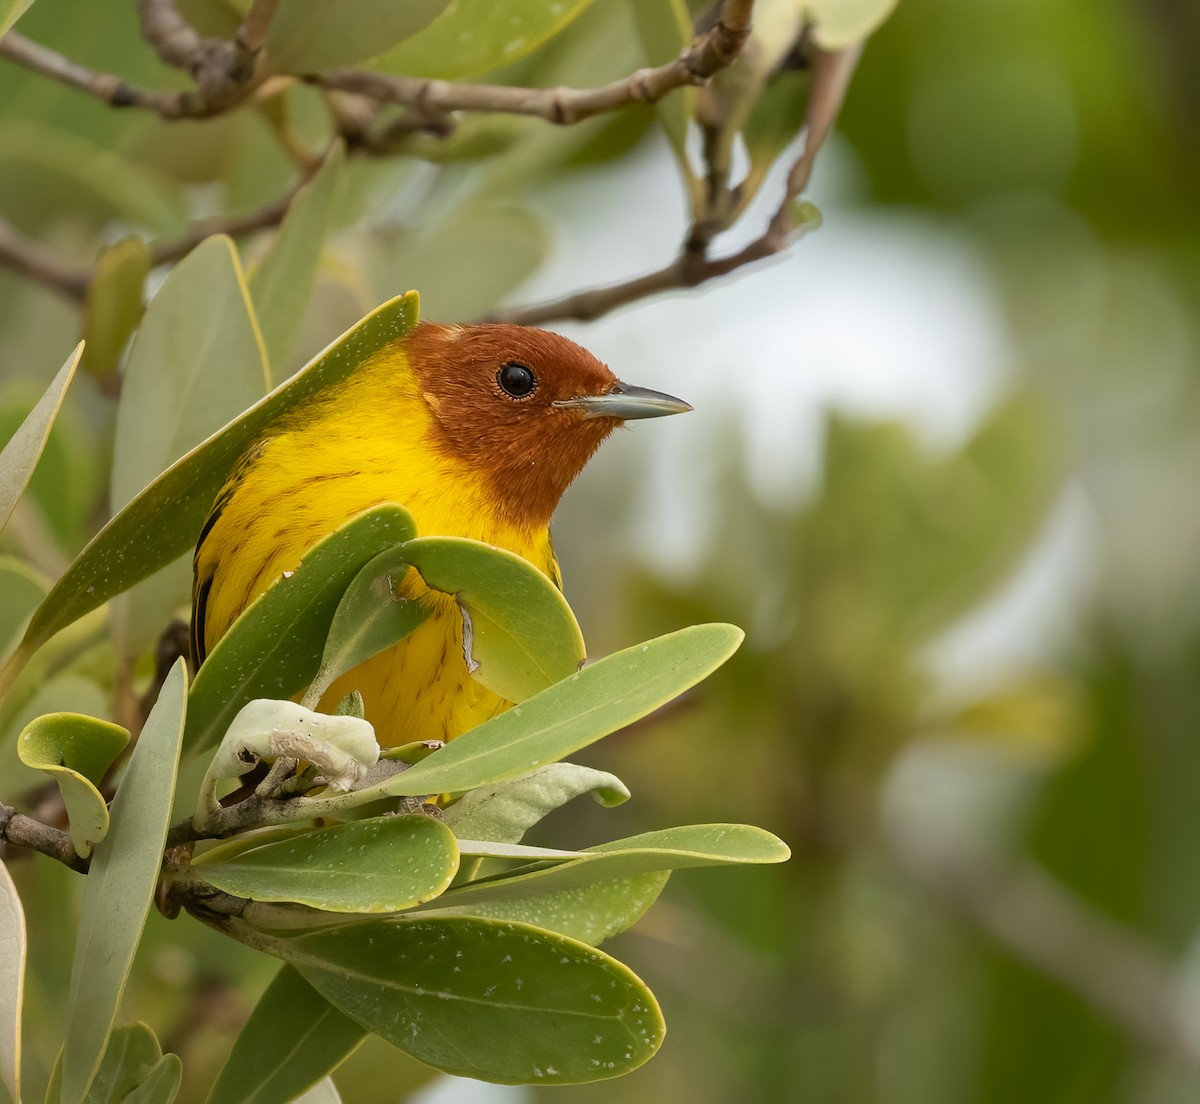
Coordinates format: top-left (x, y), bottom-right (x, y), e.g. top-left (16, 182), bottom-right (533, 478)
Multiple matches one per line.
top-left (193, 344), bottom-right (557, 746)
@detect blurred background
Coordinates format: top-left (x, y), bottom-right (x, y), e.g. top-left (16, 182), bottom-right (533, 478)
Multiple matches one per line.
top-left (3, 0), bottom-right (1200, 1100)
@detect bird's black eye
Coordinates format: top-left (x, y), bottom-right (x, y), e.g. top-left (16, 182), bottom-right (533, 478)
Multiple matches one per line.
top-left (497, 361), bottom-right (536, 398)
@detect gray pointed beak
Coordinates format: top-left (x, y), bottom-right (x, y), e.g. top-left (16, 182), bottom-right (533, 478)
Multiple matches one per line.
top-left (554, 380), bottom-right (692, 420)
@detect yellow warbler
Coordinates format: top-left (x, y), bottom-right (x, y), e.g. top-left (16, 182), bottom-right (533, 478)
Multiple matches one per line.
top-left (191, 321), bottom-right (690, 746)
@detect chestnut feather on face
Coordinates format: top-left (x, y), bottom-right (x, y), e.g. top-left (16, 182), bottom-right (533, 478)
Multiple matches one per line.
top-left (402, 322), bottom-right (690, 529)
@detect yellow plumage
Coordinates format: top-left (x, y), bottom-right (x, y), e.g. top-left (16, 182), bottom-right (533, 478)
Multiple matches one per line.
top-left (193, 341), bottom-right (555, 745)
top-left (192, 319), bottom-right (688, 748)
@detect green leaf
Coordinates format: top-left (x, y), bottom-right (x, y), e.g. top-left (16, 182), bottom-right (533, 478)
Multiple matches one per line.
top-left (804, 0), bottom-right (898, 48)
top-left (112, 234), bottom-right (268, 510)
top-left (184, 505), bottom-right (416, 754)
top-left (249, 145), bottom-right (345, 378)
top-left (302, 543), bottom-right (429, 711)
top-left (120, 1055), bottom-right (181, 1104)
top-left (0, 343), bottom-right (81, 533)
top-left (0, 556), bottom-right (47, 660)
top-left (16, 713), bottom-right (130, 858)
top-left (282, 916), bottom-right (664, 1084)
top-left (401, 536), bottom-right (585, 701)
top-left (367, 623), bottom-right (744, 798)
top-left (266, 0), bottom-right (449, 72)
top-left (443, 824), bottom-right (792, 906)
top-left (47, 1024), bottom-right (178, 1104)
top-left (61, 663), bottom-right (187, 1104)
top-left (628, 0), bottom-right (696, 167)
top-left (0, 292), bottom-right (419, 705)
top-left (0, 858), bottom-right (25, 1104)
top-left (0, 121), bottom-right (184, 236)
top-left (740, 69), bottom-right (810, 204)
top-left (288, 1078), bottom-right (341, 1104)
top-left (424, 871), bottom-right (669, 946)
top-left (373, 0), bottom-right (601, 80)
top-left (193, 815), bottom-right (459, 912)
top-left (369, 200), bottom-right (547, 321)
top-left (207, 965), bottom-right (364, 1104)
top-left (0, 0), bottom-right (35, 37)
top-left (110, 235), bottom-right (269, 658)
top-left (80, 237), bottom-right (149, 380)
top-left (198, 700), bottom-right (378, 813)
top-left (443, 763), bottom-right (629, 844)
top-left (429, 826), bottom-right (786, 944)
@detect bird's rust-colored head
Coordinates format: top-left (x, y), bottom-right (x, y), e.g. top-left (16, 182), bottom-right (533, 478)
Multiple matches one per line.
top-left (403, 321), bottom-right (690, 530)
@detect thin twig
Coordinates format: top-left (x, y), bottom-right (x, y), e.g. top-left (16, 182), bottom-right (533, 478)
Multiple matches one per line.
top-left (487, 146), bottom-right (821, 326)
top-left (0, 31), bottom-right (184, 115)
top-left (895, 837), bottom-right (1200, 1068)
top-left (146, 182), bottom-right (300, 267)
top-left (315, 0), bottom-right (754, 127)
top-left (235, 0), bottom-right (281, 56)
top-left (0, 216), bottom-right (89, 301)
top-left (489, 39), bottom-right (855, 327)
top-left (0, 800), bottom-right (89, 874)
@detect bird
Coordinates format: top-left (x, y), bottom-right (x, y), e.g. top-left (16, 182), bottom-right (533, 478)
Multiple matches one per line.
top-left (190, 320), bottom-right (691, 747)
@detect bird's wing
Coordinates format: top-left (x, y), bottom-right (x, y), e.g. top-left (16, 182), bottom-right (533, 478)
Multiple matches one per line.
top-left (190, 438), bottom-right (269, 669)
top-left (546, 532), bottom-right (564, 591)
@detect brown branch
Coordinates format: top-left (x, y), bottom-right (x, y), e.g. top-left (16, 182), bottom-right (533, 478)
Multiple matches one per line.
top-left (896, 837), bottom-right (1200, 1068)
top-left (235, 0), bottom-right (281, 56)
top-left (314, 0), bottom-right (754, 127)
top-left (0, 216), bottom-right (89, 301)
top-left (147, 183), bottom-right (300, 267)
top-left (135, 0), bottom-right (265, 116)
top-left (489, 38), bottom-right (856, 327)
top-left (0, 31), bottom-right (190, 115)
top-left (487, 147), bottom-right (821, 326)
top-left (0, 800), bottom-right (89, 874)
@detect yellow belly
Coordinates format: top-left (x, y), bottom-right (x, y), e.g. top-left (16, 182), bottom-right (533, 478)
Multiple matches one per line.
top-left (319, 588), bottom-right (510, 745)
top-left (194, 367), bottom-right (558, 748)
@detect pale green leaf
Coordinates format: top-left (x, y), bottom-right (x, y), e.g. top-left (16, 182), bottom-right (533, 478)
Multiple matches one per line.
top-left (366, 623), bottom-right (744, 798)
top-left (369, 200), bottom-right (547, 321)
top-left (120, 1055), bottom-right (181, 1104)
top-left (0, 0), bottom-right (35, 37)
top-left (110, 235), bottom-right (269, 658)
top-left (423, 871), bottom-right (669, 946)
top-left (0, 556), bottom-right (47, 661)
top-left (443, 763), bottom-right (629, 844)
top-left (47, 1024), bottom-right (178, 1104)
top-left (628, 0), bottom-right (695, 166)
top-left (17, 713), bottom-right (130, 858)
top-left (301, 542), bottom-right (427, 712)
top-left (804, 0), bottom-right (898, 48)
top-left (61, 663), bottom-right (187, 1104)
top-left (193, 815), bottom-right (459, 912)
top-left (287, 1078), bottom-right (342, 1104)
top-left (184, 505), bottom-right (417, 754)
top-left (401, 536), bottom-right (585, 701)
top-left (199, 700), bottom-right (378, 810)
top-left (112, 234), bottom-right (268, 510)
top-left (0, 858), bottom-right (25, 1104)
top-left (249, 145), bottom-right (345, 378)
top-left (0, 292), bottom-right (419, 706)
top-left (80, 237), bottom-right (149, 379)
top-left (207, 965), bottom-right (365, 1104)
top-left (266, 0), bottom-right (449, 72)
top-left (0, 344), bottom-right (81, 533)
top-left (0, 674), bottom-right (110, 797)
top-left (0, 121), bottom-right (184, 236)
top-left (282, 916), bottom-right (664, 1084)
top-left (373, 0), bottom-right (601, 80)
